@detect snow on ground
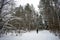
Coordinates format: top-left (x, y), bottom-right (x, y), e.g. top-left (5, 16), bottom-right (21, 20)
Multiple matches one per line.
top-left (0, 30), bottom-right (60, 40)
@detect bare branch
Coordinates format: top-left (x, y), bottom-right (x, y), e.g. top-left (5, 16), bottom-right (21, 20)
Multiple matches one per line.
top-left (3, 1), bottom-right (10, 6)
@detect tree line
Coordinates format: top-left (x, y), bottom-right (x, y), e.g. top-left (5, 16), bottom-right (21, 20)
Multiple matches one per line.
top-left (39, 0), bottom-right (60, 30)
top-left (0, 0), bottom-right (60, 31)
top-left (7, 3), bottom-right (43, 30)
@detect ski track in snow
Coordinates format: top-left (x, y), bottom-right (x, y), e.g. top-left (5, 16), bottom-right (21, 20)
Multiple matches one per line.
top-left (0, 30), bottom-right (60, 40)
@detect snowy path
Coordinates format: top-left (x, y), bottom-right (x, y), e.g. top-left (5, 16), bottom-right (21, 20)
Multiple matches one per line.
top-left (0, 30), bottom-right (60, 40)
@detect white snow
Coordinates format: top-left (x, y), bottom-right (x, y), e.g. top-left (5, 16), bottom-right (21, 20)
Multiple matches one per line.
top-left (0, 30), bottom-right (60, 40)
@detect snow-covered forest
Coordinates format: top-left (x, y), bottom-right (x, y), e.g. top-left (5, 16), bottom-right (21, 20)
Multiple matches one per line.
top-left (0, 0), bottom-right (60, 40)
